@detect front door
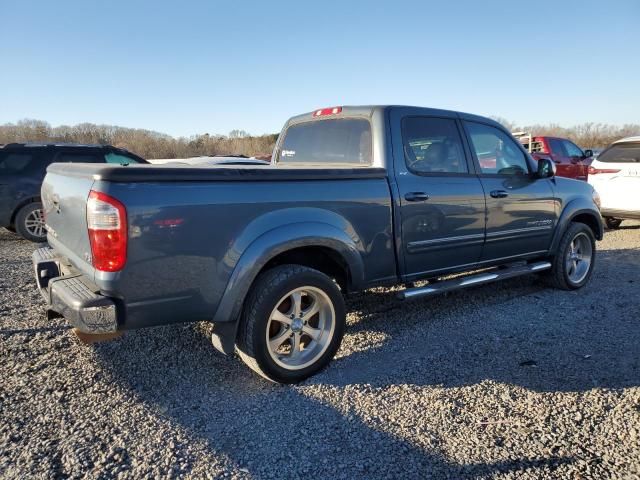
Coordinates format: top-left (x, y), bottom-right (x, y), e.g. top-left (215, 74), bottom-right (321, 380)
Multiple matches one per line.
top-left (463, 120), bottom-right (557, 262)
top-left (390, 109), bottom-right (486, 280)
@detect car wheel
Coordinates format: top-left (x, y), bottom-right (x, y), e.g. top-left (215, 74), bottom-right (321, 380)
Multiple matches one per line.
top-left (604, 217), bottom-right (623, 229)
top-left (4, 226), bottom-right (16, 233)
top-left (15, 202), bottom-right (47, 242)
top-left (547, 222), bottom-right (596, 290)
top-left (236, 264), bottom-right (346, 383)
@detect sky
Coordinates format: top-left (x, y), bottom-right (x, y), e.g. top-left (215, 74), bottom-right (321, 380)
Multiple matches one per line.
top-left (1, 0), bottom-right (638, 137)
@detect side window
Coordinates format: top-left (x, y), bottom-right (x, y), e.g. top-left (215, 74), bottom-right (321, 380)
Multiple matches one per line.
top-left (401, 117), bottom-right (468, 174)
top-left (55, 152), bottom-right (102, 163)
top-left (465, 122), bottom-right (530, 175)
top-left (563, 140), bottom-right (583, 157)
top-left (548, 139), bottom-right (568, 156)
top-left (0, 153), bottom-right (35, 173)
top-left (105, 152), bottom-right (139, 165)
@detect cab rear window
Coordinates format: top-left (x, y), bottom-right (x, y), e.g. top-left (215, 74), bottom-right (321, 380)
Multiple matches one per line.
top-left (597, 143), bottom-right (640, 163)
top-left (277, 118), bottom-right (372, 165)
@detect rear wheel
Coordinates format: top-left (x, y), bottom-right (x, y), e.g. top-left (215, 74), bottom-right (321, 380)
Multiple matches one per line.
top-left (604, 217), bottom-right (623, 229)
top-left (15, 202), bottom-right (46, 242)
top-left (546, 223), bottom-right (596, 290)
top-left (236, 264), bottom-right (346, 383)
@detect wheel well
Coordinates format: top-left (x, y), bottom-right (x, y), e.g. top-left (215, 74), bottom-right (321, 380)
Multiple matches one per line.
top-left (10, 197), bottom-right (41, 224)
top-left (572, 213), bottom-right (602, 240)
top-left (260, 246), bottom-right (351, 292)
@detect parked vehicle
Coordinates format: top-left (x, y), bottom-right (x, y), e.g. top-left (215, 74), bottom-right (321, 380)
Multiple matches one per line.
top-left (149, 155), bottom-right (270, 166)
top-left (588, 136), bottom-right (640, 229)
top-left (33, 106), bottom-right (603, 383)
top-left (512, 133), bottom-right (593, 181)
top-left (0, 143), bottom-right (147, 241)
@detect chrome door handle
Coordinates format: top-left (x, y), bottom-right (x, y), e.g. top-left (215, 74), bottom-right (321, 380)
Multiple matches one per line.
top-left (404, 192), bottom-right (430, 202)
top-left (490, 190), bottom-right (509, 198)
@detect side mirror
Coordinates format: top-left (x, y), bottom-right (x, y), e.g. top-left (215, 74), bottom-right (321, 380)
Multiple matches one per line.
top-left (537, 158), bottom-right (556, 178)
top-left (584, 149), bottom-right (593, 158)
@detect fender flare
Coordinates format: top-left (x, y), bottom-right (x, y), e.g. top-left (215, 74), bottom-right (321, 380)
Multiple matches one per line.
top-left (210, 222), bottom-right (365, 354)
top-left (549, 199), bottom-right (603, 253)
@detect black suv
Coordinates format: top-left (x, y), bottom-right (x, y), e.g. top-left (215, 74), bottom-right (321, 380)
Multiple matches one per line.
top-left (0, 143), bottom-right (147, 241)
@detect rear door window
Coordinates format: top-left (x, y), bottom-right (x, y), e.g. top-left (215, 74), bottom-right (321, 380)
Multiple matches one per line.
top-left (597, 143), bottom-right (640, 163)
top-left (0, 153), bottom-right (35, 173)
top-left (401, 117), bottom-right (468, 174)
top-left (54, 152), bottom-right (103, 163)
top-left (277, 118), bottom-right (372, 165)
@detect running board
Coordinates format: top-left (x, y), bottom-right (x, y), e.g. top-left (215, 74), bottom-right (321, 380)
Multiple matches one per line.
top-left (398, 261), bottom-right (551, 300)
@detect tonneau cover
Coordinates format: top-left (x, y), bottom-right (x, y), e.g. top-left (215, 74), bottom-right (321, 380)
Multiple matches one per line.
top-left (46, 163), bottom-right (388, 182)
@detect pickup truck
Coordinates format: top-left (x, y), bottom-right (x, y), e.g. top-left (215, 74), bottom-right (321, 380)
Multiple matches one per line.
top-left (33, 106), bottom-right (603, 383)
top-left (512, 133), bottom-right (593, 181)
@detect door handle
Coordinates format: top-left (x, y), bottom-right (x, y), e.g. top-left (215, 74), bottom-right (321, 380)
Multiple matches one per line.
top-left (404, 192), bottom-right (430, 202)
top-left (490, 190), bottom-right (509, 199)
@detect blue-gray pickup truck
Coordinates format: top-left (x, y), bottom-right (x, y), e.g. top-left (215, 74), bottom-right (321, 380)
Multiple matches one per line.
top-left (33, 106), bottom-right (603, 383)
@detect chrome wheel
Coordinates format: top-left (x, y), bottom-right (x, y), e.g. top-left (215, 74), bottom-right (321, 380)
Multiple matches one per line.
top-left (266, 286), bottom-right (335, 371)
top-left (565, 232), bottom-right (592, 284)
top-left (24, 208), bottom-right (45, 238)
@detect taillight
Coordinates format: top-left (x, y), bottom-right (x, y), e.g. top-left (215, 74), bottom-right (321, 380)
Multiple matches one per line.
top-left (87, 190), bottom-right (127, 272)
top-left (588, 166), bottom-right (621, 175)
top-left (313, 106), bottom-right (342, 117)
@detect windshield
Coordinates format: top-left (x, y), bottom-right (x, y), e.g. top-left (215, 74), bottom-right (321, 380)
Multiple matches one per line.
top-left (277, 118), bottom-right (372, 165)
top-left (597, 143), bottom-right (640, 163)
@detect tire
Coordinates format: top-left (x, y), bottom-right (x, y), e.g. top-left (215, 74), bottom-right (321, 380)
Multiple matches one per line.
top-left (604, 217), bottom-right (623, 230)
top-left (3, 226), bottom-right (16, 233)
top-left (15, 202), bottom-right (46, 242)
top-left (546, 222), bottom-right (596, 290)
top-left (236, 264), bottom-right (346, 383)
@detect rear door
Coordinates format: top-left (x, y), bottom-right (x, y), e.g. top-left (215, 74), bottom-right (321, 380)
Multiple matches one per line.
top-left (0, 150), bottom-right (48, 224)
top-left (462, 121), bottom-right (556, 262)
top-left (588, 141), bottom-right (640, 214)
top-left (390, 108), bottom-right (486, 280)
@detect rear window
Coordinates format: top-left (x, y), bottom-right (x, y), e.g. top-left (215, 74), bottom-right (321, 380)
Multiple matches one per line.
top-left (277, 118), bottom-right (372, 165)
top-left (597, 143), bottom-right (640, 163)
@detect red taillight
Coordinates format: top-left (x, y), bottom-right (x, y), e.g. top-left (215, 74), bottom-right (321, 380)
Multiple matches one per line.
top-left (313, 106), bottom-right (342, 117)
top-left (588, 166), bottom-right (621, 175)
top-left (87, 190), bottom-right (127, 272)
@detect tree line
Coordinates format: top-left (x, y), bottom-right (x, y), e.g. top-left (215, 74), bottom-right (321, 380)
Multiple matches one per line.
top-left (1, 118), bottom-right (639, 160)
top-left (0, 120), bottom-right (278, 159)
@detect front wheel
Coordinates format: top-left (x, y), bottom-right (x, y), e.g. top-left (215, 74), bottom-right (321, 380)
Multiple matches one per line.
top-left (236, 265), bottom-right (346, 383)
top-left (547, 223), bottom-right (596, 290)
top-left (604, 217), bottom-right (623, 230)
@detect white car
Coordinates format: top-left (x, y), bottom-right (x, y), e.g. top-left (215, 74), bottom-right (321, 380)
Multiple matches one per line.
top-left (588, 136), bottom-right (640, 229)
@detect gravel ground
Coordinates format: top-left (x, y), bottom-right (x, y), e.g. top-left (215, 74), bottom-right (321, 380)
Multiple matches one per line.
top-left (1, 223), bottom-right (639, 479)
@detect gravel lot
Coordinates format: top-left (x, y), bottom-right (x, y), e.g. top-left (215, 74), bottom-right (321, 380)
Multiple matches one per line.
top-left (1, 223), bottom-right (639, 479)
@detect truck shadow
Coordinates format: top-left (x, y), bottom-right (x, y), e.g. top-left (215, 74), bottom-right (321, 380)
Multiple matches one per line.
top-left (87, 247), bottom-right (640, 477)
top-left (92, 323), bottom-right (574, 479)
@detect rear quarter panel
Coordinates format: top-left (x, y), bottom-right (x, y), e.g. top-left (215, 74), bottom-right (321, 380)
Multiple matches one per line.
top-left (94, 177), bottom-right (395, 329)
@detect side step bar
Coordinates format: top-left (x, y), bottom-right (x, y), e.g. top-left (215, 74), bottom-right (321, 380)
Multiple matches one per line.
top-left (398, 261), bottom-right (551, 300)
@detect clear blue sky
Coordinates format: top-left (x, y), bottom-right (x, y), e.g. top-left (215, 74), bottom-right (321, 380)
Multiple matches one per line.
top-left (1, 0), bottom-right (638, 137)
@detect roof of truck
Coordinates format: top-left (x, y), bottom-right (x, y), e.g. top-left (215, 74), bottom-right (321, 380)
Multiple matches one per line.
top-left (285, 105), bottom-right (503, 128)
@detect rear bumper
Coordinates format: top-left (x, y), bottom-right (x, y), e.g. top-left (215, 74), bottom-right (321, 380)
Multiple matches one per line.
top-left (32, 246), bottom-right (119, 334)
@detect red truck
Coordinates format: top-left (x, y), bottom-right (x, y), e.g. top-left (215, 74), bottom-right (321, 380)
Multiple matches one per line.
top-left (512, 133), bottom-right (593, 181)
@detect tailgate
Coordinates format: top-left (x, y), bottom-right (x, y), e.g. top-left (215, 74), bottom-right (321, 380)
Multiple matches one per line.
top-left (41, 170), bottom-right (95, 278)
